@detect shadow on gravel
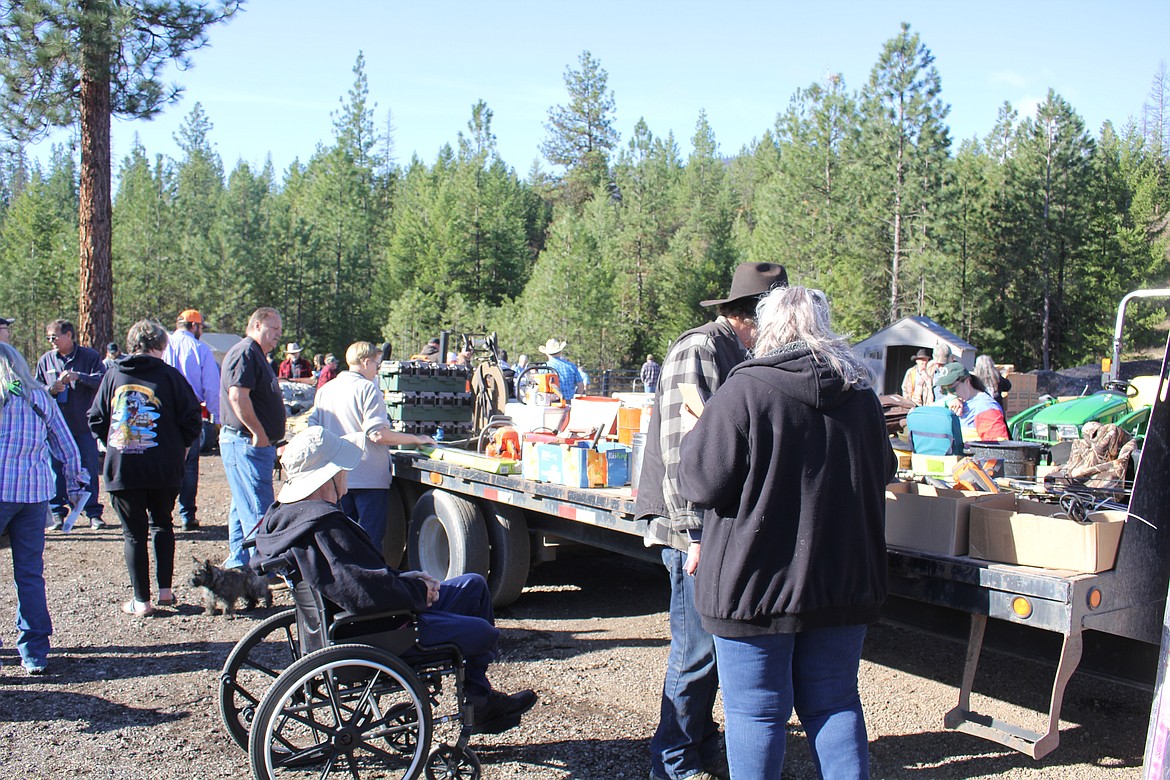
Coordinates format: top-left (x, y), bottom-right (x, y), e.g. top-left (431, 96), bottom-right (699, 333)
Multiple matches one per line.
top-left (869, 726), bottom-right (1142, 778)
top-left (504, 549), bottom-right (668, 621)
top-left (0, 688), bottom-right (185, 730)
top-left (475, 737), bottom-right (649, 779)
top-left (503, 625), bottom-right (668, 661)
top-left (12, 637), bottom-right (249, 682)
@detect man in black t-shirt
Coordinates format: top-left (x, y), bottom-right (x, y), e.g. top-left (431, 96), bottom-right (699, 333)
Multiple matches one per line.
top-left (219, 307), bottom-right (287, 569)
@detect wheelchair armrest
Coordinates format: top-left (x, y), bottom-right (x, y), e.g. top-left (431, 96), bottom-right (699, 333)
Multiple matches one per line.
top-left (331, 608), bottom-right (415, 632)
top-left (253, 551), bottom-right (295, 578)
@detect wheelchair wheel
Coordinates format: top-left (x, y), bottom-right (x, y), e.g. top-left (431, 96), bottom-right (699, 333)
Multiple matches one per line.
top-left (424, 744), bottom-right (481, 780)
top-left (220, 608), bottom-right (301, 749)
top-left (249, 644), bottom-right (432, 780)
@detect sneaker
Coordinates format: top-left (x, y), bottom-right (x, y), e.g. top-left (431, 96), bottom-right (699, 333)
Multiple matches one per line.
top-left (22, 660), bottom-right (47, 676)
top-left (48, 516), bottom-right (65, 531)
top-left (472, 689), bottom-right (537, 734)
top-left (90, 518), bottom-right (106, 530)
top-left (180, 518), bottom-right (200, 531)
top-left (650, 768), bottom-right (727, 780)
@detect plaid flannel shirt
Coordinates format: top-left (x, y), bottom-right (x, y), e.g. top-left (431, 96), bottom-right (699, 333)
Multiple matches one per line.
top-left (0, 389), bottom-right (87, 504)
top-left (650, 318), bottom-right (749, 544)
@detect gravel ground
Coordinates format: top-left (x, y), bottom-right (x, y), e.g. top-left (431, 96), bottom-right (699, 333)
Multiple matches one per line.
top-left (0, 454), bottom-right (1153, 779)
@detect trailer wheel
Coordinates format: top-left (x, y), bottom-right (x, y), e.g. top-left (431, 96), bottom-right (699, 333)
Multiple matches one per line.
top-left (383, 483), bottom-right (409, 569)
top-left (408, 490), bottom-right (490, 580)
top-left (482, 502), bottom-right (531, 607)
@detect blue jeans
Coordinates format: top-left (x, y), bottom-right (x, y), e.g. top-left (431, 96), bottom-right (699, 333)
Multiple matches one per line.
top-left (651, 546), bottom-right (723, 780)
top-left (219, 428), bottom-right (275, 569)
top-left (0, 501), bottom-right (53, 667)
top-left (414, 573), bottom-right (499, 698)
top-left (714, 625), bottom-right (869, 780)
top-left (178, 427), bottom-right (204, 523)
top-left (340, 488), bottom-right (389, 552)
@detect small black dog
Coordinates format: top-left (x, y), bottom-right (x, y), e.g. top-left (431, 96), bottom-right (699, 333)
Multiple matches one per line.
top-left (189, 558), bottom-right (272, 616)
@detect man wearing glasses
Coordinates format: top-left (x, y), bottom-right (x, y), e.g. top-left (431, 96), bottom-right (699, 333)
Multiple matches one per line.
top-left (35, 319), bottom-right (107, 529)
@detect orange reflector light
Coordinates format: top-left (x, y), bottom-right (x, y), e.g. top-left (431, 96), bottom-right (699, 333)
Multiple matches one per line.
top-left (1088, 588), bottom-right (1102, 609)
top-left (1011, 597), bottom-right (1033, 619)
top-left (428, 472), bottom-right (442, 486)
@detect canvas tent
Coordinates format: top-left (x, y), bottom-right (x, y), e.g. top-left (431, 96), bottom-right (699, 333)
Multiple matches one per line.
top-left (199, 331), bottom-right (243, 367)
top-left (853, 316), bottom-right (976, 395)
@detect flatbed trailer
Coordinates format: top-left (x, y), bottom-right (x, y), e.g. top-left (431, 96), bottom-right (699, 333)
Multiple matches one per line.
top-left (387, 339), bottom-right (1170, 760)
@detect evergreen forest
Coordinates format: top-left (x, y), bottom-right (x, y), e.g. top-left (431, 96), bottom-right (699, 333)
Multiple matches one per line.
top-left (2, 25), bottom-right (1168, 376)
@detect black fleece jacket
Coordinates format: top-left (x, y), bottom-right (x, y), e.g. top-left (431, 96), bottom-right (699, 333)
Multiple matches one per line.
top-left (88, 354), bottom-right (202, 491)
top-left (678, 345), bottom-right (897, 638)
top-left (251, 499), bottom-right (427, 615)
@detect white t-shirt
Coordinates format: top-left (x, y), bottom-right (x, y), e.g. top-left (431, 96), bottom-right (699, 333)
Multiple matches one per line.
top-left (306, 371), bottom-right (392, 490)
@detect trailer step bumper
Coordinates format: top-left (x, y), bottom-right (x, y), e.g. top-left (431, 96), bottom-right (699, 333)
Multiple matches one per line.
top-left (943, 613), bottom-right (1084, 759)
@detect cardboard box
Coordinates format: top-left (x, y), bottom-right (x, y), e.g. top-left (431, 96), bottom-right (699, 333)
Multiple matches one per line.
top-left (968, 494), bottom-right (1126, 572)
top-left (885, 482), bottom-right (992, 555)
top-left (536, 442), bottom-right (565, 484)
top-left (911, 453), bottom-right (960, 476)
top-left (1002, 372), bottom-right (1040, 418)
top-left (597, 442), bottom-right (631, 486)
top-left (562, 445), bottom-right (606, 488)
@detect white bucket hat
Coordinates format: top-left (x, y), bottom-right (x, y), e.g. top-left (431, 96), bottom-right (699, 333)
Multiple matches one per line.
top-left (277, 426), bottom-right (364, 503)
top-left (538, 338), bottom-right (566, 356)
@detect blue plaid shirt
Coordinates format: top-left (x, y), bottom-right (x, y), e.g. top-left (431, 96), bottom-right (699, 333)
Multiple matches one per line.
top-left (0, 388), bottom-right (87, 503)
top-left (547, 356), bottom-right (588, 400)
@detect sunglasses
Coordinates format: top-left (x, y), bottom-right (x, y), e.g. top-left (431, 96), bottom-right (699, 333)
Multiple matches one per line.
top-left (47, 334), bottom-right (60, 342)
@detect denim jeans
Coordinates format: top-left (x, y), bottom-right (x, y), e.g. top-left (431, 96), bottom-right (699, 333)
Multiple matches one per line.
top-left (340, 488), bottom-right (390, 552)
top-left (0, 501), bottom-right (53, 667)
top-left (414, 573), bottom-right (499, 699)
top-left (651, 546), bottom-right (723, 780)
top-left (177, 427), bottom-right (204, 523)
top-left (109, 489), bottom-right (178, 603)
top-left (219, 427), bottom-right (275, 569)
top-left (714, 625), bottom-right (869, 780)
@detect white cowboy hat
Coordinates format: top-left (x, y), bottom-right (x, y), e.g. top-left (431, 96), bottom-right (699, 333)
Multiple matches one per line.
top-left (538, 338), bottom-right (566, 356)
top-left (286, 342), bottom-right (303, 354)
top-left (277, 426), bottom-right (364, 503)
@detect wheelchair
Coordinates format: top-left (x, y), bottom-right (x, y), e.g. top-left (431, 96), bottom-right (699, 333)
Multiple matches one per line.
top-left (218, 556), bottom-right (482, 779)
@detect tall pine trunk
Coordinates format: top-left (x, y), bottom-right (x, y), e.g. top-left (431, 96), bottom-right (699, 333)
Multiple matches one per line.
top-left (78, 38), bottom-right (114, 349)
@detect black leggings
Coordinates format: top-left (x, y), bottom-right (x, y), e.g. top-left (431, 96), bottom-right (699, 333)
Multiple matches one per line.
top-left (109, 489), bottom-right (178, 603)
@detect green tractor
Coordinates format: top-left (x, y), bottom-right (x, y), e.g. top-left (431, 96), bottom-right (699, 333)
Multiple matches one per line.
top-left (1008, 289), bottom-right (1168, 450)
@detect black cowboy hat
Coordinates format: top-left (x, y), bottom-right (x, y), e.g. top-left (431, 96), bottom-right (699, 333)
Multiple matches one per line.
top-left (700, 262), bottom-right (789, 307)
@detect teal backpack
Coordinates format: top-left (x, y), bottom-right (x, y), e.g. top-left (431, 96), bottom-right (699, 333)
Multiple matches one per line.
top-left (906, 405), bottom-right (964, 455)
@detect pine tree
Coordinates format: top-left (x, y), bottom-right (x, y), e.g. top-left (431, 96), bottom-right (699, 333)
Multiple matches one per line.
top-left (541, 50), bottom-right (619, 206)
top-left (0, 0), bottom-right (241, 348)
top-left (859, 23), bottom-right (952, 325)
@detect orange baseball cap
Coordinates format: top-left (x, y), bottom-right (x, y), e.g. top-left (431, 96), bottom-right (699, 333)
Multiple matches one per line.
top-left (178, 309), bottom-right (203, 324)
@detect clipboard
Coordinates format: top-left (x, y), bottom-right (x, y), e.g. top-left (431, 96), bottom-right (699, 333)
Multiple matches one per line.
top-left (678, 383), bottom-right (706, 417)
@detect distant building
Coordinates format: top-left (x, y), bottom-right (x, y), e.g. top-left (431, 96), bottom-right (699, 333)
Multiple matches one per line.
top-left (853, 316), bottom-right (976, 395)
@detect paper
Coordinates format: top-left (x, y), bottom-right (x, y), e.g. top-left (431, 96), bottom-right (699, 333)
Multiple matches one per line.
top-left (61, 491), bottom-right (90, 533)
top-left (678, 383), bottom-right (706, 416)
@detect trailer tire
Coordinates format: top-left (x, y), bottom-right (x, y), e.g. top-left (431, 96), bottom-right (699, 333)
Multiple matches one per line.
top-left (383, 483), bottom-right (409, 569)
top-left (408, 490), bottom-right (490, 581)
top-left (482, 503), bottom-right (530, 607)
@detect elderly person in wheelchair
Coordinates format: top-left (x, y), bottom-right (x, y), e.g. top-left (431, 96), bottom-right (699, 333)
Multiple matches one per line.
top-left (251, 425), bottom-right (537, 735)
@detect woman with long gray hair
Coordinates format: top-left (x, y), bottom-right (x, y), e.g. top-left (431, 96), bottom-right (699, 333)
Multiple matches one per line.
top-left (0, 342), bottom-right (88, 675)
top-left (677, 286), bottom-right (896, 779)
top-left (88, 321), bottom-right (201, 617)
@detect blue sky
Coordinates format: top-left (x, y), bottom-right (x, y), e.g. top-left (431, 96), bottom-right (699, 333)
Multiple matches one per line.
top-left (29, 0), bottom-right (1170, 177)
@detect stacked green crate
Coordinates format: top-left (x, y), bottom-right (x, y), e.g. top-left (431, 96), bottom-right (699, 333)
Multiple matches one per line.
top-left (379, 361), bottom-right (475, 437)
